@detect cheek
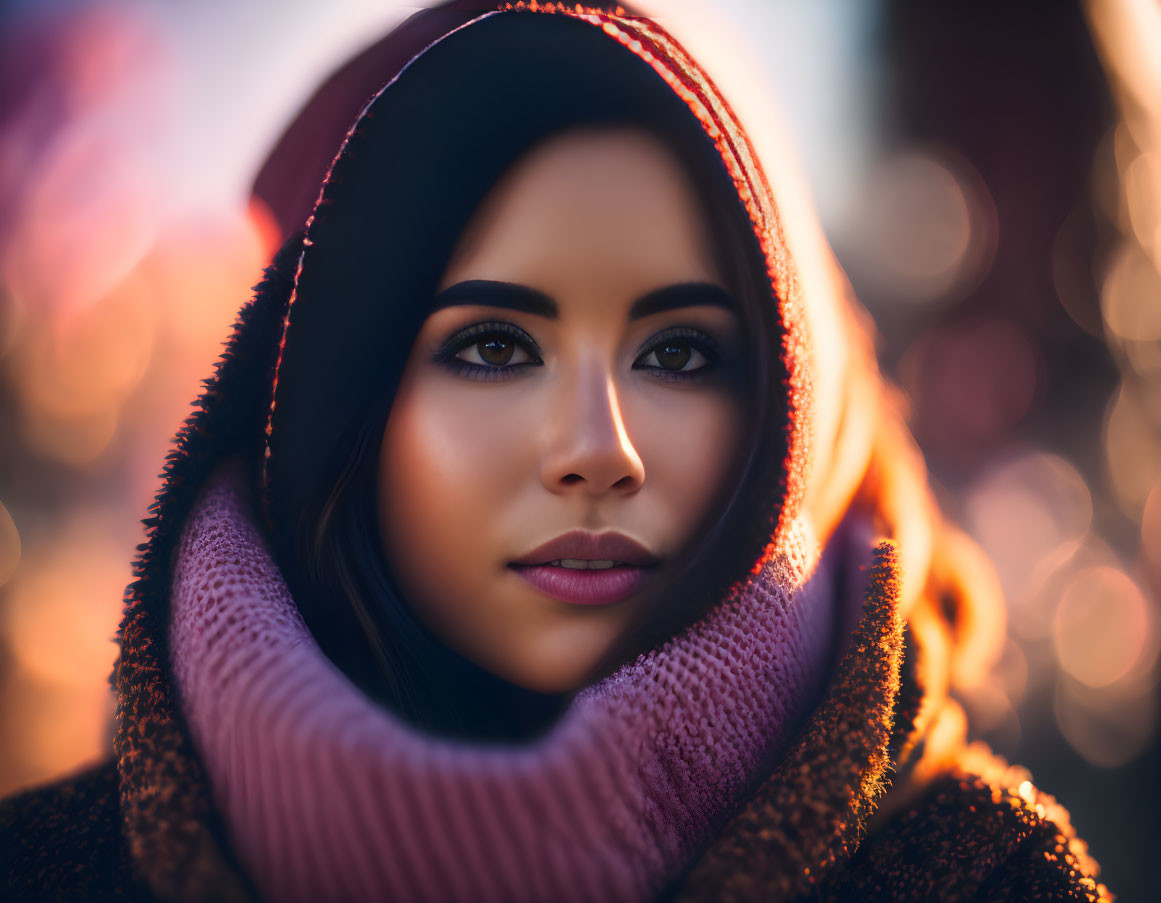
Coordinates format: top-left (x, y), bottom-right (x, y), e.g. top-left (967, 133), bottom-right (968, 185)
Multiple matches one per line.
top-left (378, 379), bottom-right (536, 590)
top-left (626, 386), bottom-right (745, 535)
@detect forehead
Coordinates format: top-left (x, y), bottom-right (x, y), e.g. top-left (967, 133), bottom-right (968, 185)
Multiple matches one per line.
top-left (438, 128), bottom-right (724, 300)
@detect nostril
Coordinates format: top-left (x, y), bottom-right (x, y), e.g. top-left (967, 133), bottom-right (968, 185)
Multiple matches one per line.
top-left (562, 474), bottom-right (584, 485)
top-left (612, 475), bottom-right (637, 490)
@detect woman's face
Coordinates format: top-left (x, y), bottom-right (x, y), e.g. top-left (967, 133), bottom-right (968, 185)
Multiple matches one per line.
top-left (379, 129), bottom-right (747, 694)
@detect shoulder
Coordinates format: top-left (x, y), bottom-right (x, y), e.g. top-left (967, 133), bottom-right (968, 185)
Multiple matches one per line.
top-left (1, 760), bottom-right (157, 902)
top-left (820, 744), bottom-right (1113, 903)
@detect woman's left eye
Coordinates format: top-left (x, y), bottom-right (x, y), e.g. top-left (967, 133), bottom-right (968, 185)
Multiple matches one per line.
top-left (634, 331), bottom-right (715, 378)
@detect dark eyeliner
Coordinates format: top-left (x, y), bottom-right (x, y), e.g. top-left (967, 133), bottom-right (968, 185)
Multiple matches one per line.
top-left (430, 321), bottom-right (543, 381)
top-left (633, 326), bottom-right (723, 382)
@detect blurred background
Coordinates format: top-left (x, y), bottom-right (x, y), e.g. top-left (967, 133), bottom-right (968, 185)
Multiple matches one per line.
top-left (0, 0), bottom-right (1157, 898)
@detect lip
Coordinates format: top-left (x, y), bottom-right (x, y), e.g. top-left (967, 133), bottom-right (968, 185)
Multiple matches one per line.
top-left (510, 563), bottom-right (652, 606)
top-left (509, 530), bottom-right (660, 567)
top-left (508, 530), bottom-right (660, 607)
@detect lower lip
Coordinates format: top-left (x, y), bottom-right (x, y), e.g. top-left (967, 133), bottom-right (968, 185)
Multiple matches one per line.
top-left (509, 564), bottom-right (651, 606)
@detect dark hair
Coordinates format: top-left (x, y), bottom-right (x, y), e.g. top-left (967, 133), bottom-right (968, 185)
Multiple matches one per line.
top-left (288, 121), bottom-right (784, 743)
top-left (259, 10), bottom-right (794, 743)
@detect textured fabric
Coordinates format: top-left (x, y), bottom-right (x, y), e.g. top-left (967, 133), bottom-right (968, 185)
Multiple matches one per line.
top-left (672, 544), bottom-right (906, 902)
top-left (811, 747), bottom-right (1113, 903)
top-left (0, 761), bottom-right (150, 902)
top-left (168, 461), bottom-right (841, 903)
top-left (670, 550), bottom-right (1111, 903)
top-left (1, 543), bottom-right (1113, 902)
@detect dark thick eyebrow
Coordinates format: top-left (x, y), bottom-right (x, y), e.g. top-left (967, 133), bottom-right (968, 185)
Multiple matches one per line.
top-left (432, 279), bottom-right (738, 320)
top-left (628, 282), bottom-right (738, 320)
top-left (431, 280), bottom-right (557, 317)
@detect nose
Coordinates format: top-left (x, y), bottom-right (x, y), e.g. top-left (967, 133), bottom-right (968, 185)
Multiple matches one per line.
top-left (540, 366), bottom-right (645, 496)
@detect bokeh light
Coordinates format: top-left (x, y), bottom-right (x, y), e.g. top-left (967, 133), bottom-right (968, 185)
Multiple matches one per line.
top-left (900, 318), bottom-right (1039, 469)
top-left (0, 668), bottom-right (114, 792)
top-left (1054, 675), bottom-right (1157, 770)
top-left (1099, 241), bottom-right (1161, 343)
top-left (1123, 148), bottom-right (1161, 266)
top-left (964, 452), bottom-right (1092, 636)
top-left (17, 404), bottom-right (120, 468)
top-left (1122, 331), bottom-right (1161, 380)
top-left (1144, 481), bottom-right (1161, 588)
top-left (1104, 381), bottom-right (1161, 521)
top-left (0, 512), bottom-right (129, 688)
top-left (1052, 565), bottom-right (1153, 689)
top-left (841, 148), bottom-right (997, 308)
top-left (0, 499), bottom-right (19, 589)
top-left (0, 511), bottom-right (129, 789)
top-left (0, 1), bottom-right (279, 796)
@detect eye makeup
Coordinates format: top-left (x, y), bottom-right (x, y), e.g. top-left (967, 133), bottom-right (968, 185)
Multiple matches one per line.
top-left (632, 326), bottom-right (724, 383)
top-left (430, 320), bottom-right (544, 382)
top-left (430, 315), bottom-right (740, 386)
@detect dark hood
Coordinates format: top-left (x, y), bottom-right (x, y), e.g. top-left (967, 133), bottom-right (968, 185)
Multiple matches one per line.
top-left (258, 6), bottom-right (808, 614)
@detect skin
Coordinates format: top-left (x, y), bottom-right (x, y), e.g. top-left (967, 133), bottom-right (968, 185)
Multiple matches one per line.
top-left (378, 128), bottom-right (747, 694)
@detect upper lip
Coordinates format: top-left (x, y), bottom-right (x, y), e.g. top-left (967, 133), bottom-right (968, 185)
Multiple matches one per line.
top-left (510, 530), bottom-right (661, 567)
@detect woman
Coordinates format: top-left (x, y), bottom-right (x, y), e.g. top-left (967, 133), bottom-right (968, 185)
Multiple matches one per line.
top-left (1, 3), bottom-right (1111, 901)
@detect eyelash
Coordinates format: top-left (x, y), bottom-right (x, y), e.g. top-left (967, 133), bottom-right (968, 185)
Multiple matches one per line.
top-left (431, 321), bottom-right (543, 382)
top-left (632, 327), bottom-right (720, 383)
top-left (431, 321), bottom-right (721, 383)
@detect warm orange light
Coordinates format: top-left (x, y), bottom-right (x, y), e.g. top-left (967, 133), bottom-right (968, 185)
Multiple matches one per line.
top-left (1104, 382), bottom-right (1161, 520)
top-left (1100, 242), bottom-right (1161, 342)
top-left (841, 150), bottom-right (995, 308)
top-left (13, 269), bottom-right (157, 421)
top-left (1123, 148), bottom-right (1161, 265)
top-left (0, 499), bottom-right (20, 589)
top-left (964, 452), bottom-right (1092, 622)
top-left (18, 404), bottom-right (120, 467)
top-left (0, 513), bottom-right (129, 688)
top-left (1143, 481), bottom-right (1161, 585)
top-left (1053, 565), bottom-right (1151, 689)
top-left (0, 668), bottom-right (114, 797)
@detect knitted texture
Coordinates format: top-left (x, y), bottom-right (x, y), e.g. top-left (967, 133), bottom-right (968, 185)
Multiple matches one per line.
top-left (674, 543), bottom-right (903, 902)
top-left (3, 535), bottom-right (1114, 901)
top-left (167, 462), bottom-right (843, 903)
top-left (813, 743), bottom-right (1113, 903)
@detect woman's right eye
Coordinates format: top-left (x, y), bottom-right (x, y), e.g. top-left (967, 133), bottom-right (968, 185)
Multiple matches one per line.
top-left (431, 322), bottom-right (543, 381)
top-left (455, 333), bottom-right (535, 368)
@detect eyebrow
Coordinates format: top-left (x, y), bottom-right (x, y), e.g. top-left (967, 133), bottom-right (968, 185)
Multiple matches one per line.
top-left (431, 279), bottom-right (738, 320)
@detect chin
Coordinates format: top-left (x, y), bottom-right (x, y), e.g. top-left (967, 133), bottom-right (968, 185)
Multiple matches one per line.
top-left (490, 656), bottom-right (593, 696)
top-left (449, 598), bottom-right (631, 695)
top-left (474, 635), bottom-right (611, 695)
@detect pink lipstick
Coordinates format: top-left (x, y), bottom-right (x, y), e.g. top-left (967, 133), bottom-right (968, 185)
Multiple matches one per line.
top-left (509, 530), bottom-right (659, 606)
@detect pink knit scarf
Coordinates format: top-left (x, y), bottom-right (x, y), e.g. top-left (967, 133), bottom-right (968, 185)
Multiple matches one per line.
top-left (168, 463), bottom-right (849, 903)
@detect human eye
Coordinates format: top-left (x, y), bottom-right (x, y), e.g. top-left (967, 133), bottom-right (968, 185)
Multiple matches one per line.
top-left (632, 327), bottom-right (719, 382)
top-left (431, 321), bottom-right (543, 381)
